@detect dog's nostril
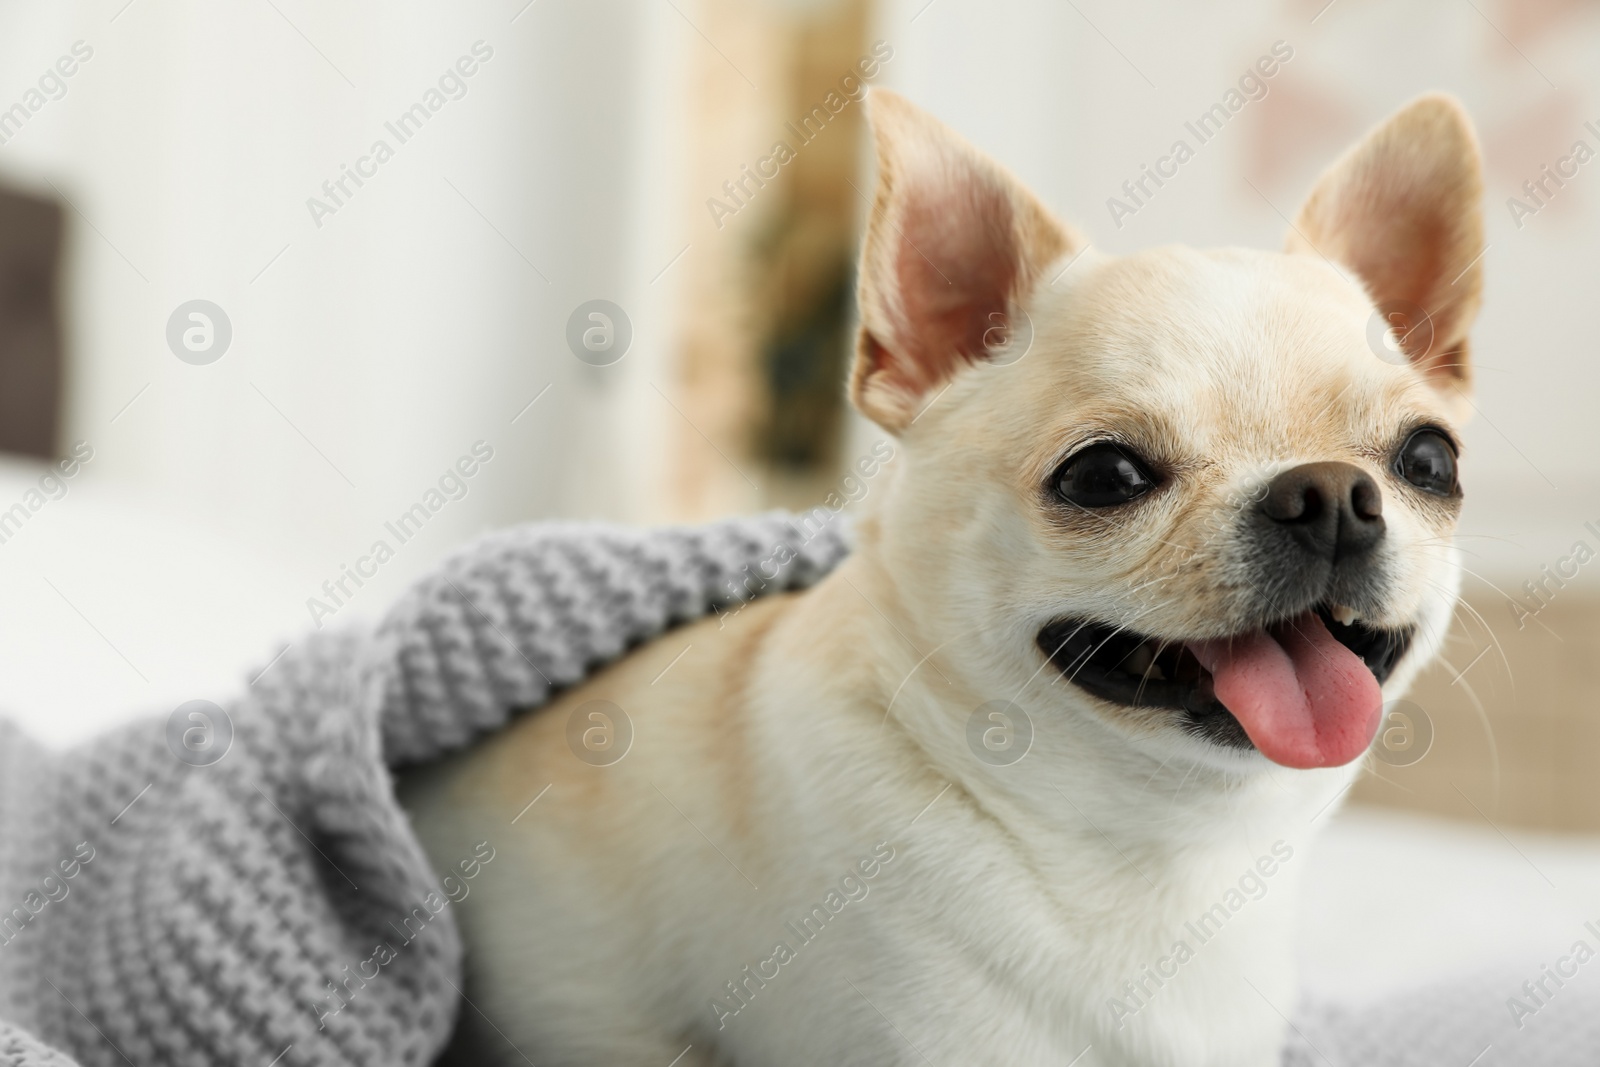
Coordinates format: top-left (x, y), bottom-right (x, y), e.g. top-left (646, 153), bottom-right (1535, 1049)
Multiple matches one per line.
top-left (1266, 484), bottom-right (1324, 524)
top-left (1351, 477), bottom-right (1383, 521)
top-left (1259, 461), bottom-right (1385, 562)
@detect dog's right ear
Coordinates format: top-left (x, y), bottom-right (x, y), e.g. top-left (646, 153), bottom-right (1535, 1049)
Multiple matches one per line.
top-left (1288, 93), bottom-right (1485, 405)
top-left (850, 91), bottom-right (1083, 432)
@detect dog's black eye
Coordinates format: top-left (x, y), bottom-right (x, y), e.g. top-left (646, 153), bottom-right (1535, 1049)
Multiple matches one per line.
top-left (1393, 428), bottom-right (1458, 496)
top-left (1054, 444), bottom-right (1156, 507)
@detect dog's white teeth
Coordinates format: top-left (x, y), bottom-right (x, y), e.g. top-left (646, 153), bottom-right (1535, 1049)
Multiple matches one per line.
top-left (1330, 604), bottom-right (1359, 626)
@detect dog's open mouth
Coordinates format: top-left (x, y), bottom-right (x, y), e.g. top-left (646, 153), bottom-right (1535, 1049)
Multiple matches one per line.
top-left (1036, 605), bottom-right (1413, 769)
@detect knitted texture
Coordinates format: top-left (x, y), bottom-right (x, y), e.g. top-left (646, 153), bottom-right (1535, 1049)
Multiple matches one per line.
top-left (1284, 969), bottom-right (1600, 1066)
top-left (374, 515), bottom-right (849, 766)
top-left (0, 513), bottom-right (849, 1067)
top-left (0, 510), bottom-right (1593, 1065)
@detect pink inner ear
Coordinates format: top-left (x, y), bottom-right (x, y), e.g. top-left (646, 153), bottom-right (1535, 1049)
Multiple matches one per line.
top-left (1340, 199), bottom-right (1470, 381)
top-left (1288, 95), bottom-right (1484, 391)
top-left (885, 179), bottom-right (1019, 396)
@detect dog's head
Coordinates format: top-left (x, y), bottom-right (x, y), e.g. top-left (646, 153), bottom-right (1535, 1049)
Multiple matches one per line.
top-left (850, 91), bottom-right (1482, 772)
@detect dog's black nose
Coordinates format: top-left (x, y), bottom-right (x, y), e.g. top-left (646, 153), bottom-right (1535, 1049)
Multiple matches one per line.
top-left (1259, 461), bottom-right (1385, 563)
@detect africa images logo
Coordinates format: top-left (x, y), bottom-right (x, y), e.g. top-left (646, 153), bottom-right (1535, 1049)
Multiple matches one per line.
top-left (305, 41), bottom-right (495, 229)
top-left (703, 40), bottom-right (893, 230)
top-left (1104, 40), bottom-right (1293, 230)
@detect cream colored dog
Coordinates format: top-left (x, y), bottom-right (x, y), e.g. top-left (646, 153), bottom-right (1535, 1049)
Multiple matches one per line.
top-left (400, 90), bottom-right (1484, 1066)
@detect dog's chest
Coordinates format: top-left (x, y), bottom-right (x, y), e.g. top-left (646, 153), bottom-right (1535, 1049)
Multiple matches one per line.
top-left (705, 823), bottom-right (1301, 1067)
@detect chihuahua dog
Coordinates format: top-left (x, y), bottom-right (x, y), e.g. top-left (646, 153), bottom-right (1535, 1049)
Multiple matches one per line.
top-left (401, 90), bottom-right (1483, 1066)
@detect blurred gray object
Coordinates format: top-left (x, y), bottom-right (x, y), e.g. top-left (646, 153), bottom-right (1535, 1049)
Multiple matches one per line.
top-left (1286, 971), bottom-right (1600, 1067)
top-left (0, 187), bottom-right (60, 459)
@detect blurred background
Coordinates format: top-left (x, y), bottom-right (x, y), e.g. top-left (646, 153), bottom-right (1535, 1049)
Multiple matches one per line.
top-left (0, 0), bottom-right (1598, 1001)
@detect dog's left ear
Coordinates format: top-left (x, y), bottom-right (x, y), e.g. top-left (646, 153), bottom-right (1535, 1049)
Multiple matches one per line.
top-left (850, 91), bottom-right (1084, 432)
top-left (1289, 93), bottom-right (1485, 406)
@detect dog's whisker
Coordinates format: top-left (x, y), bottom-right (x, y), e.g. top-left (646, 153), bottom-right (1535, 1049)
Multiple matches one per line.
top-left (1130, 637), bottom-right (1175, 707)
top-left (1428, 648), bottom-right (1503, 809)
top-left (1163, 760), bottom-right (1200, 823)
top-left (1447, 596), bottom-right (1514, 678)
top-left (878, 626), bottom-right (985, 734)
top-left (1447, 565), bottom-right (1565, 646)
top-left (1415, 575), bottom-right (1518, 683)
top-left (1136, 749), bottom-right (1179, 801)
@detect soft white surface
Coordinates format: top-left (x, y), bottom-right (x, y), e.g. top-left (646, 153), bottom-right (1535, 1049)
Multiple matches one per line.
top-left (1300, 804), bottom-right (1600, 1005)
top-left (0, 459), bottom-right (317, 747)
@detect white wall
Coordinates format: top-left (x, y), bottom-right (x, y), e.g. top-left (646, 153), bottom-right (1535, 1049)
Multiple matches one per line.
top-left (0, 0), bottom-right (688, 742)
top-left (2, 0), bottom-right (692, 589)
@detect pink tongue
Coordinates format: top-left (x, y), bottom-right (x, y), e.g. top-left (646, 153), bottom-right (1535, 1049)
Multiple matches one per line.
top-left (1187, 612), bottom-right (1382, 769)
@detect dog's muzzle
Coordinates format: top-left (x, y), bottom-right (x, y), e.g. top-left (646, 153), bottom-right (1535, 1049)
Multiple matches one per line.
top-left (1036, 461), bottom-right (1417, 768)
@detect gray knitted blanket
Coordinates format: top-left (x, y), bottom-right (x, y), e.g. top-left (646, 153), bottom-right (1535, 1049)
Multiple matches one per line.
top-left (0, 513), bottom-right (1593, 1066)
